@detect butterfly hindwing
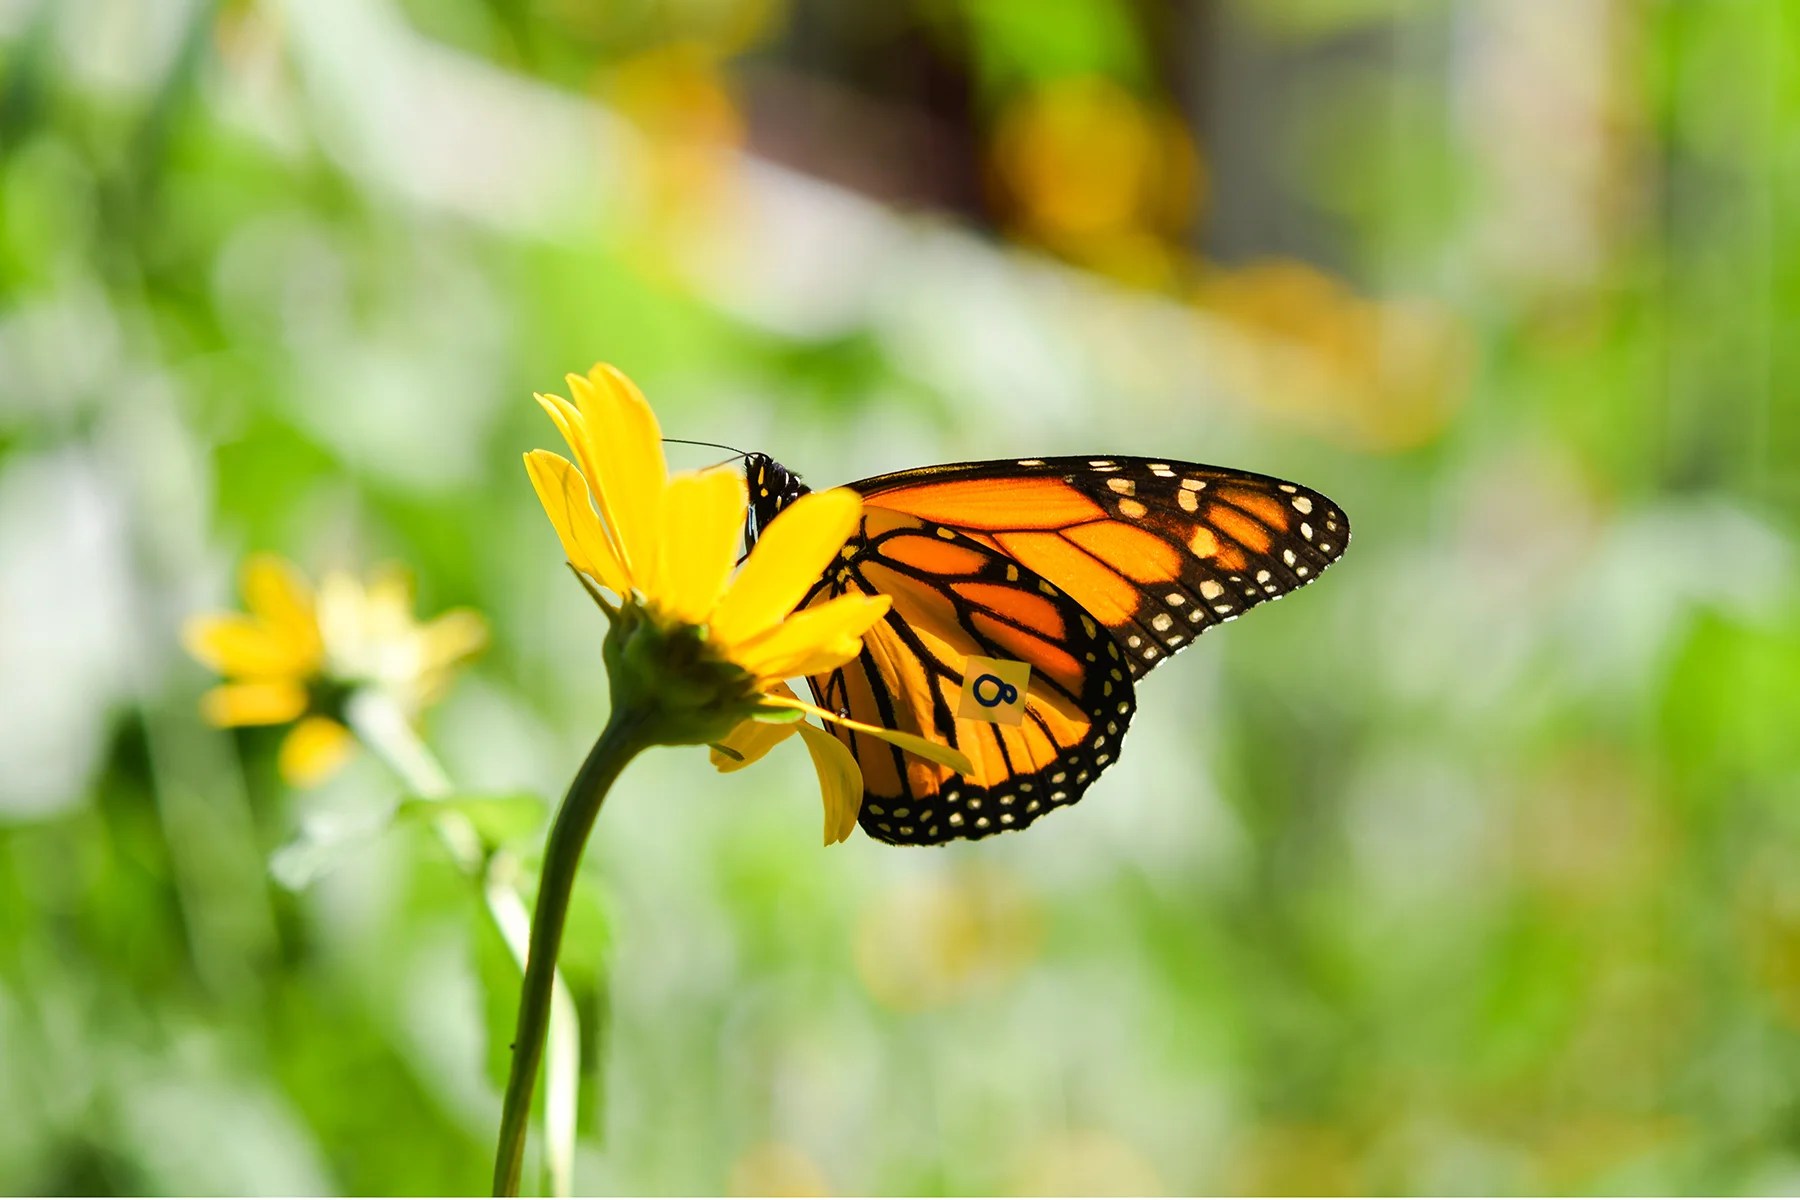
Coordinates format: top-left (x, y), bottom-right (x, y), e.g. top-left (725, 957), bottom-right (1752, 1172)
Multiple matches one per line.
top-left (799, 505), bottom-right (1135, 845)
top-left (851, 456), bottom-right (1350, 678)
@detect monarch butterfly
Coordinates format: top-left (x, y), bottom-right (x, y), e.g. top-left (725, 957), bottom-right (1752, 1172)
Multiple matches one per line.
top-left (739, 452), bottom-right (1350, 845)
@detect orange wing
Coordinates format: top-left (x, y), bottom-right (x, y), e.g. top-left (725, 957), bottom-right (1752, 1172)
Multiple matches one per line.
top-left (852, 456), bottom-right (1350, 678)
top-left (801, 506), bottom-right (1135, 845)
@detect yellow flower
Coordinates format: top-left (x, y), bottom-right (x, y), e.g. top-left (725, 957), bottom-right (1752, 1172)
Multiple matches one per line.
top-left (989, 75), bottom-right (1202, 287)
top-left (184, 557), bottom-right (488, 786)
top-left (709, 681), bottom-right (870, 845)
top-left (524, 363), bottom-right (969, 843)
top-left (608, 41), bottom-right (747, 240)
top-left (1192, 258), bottom-right (1469, 451)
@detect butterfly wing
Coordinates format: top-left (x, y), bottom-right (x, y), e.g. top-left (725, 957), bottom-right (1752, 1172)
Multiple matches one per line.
top-left (801, 505), bottom-right (1135, 845)
top-left (849, 456), bottom-right (1350, 678)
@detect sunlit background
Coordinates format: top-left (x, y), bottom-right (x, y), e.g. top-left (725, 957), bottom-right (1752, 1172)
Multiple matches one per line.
top-left (3, 0), bottom-right (1798, 1194)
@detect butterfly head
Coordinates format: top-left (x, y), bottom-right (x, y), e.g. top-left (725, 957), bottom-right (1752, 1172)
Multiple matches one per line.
top-left (742, 452), bottom-right (812, 550)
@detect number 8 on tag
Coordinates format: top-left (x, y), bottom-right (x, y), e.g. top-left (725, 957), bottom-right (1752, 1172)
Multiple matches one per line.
top-left (956, 656), bottom-right (1032, 726)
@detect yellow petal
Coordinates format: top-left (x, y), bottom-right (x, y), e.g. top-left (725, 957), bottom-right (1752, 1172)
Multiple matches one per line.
top-left (795, 722), bottom-right (863, 845)
top-left (278, 716), bottom-right (356, 787)
top-left (199, 680), bottom-right (309, 727)
top-left (410, 607), bottom-right (489, 710)
top-left (658, 467), bottom-right (747, 625)
top-left (362, 564), bottom-right (416, 647)
top-left (749, 640), bottom-right (869, 683)
top-left (314, 570), bottom-right (366, 666)
top-left (710, 488), bottom-right (863, 647)
top-left (534, 392), bottom-right (626, 570)
top-left (240, 555), bottom-right (318, 648)
top-left (762, 693), bottom-right (975, 776)
top-left (184, 614), bottom-right (319, 679)
top-left (419, 608), bottom-right (489, 672)
top-left (732, 594), bottom-right (891, 681)
top-left (567, 365), bottom-right (667, 587)
top-left (524, 450), bottom-right (628, 592)
top-left (533, 391), bottom-right (600, 491)
top-left (710, 713), bottom-right (800, 773)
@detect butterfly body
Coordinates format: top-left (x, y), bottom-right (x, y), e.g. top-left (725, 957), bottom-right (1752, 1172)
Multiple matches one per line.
top-left (742, 453), bottom-right (1349, 845)
top-left (744, 453), bottom-right (810, 545)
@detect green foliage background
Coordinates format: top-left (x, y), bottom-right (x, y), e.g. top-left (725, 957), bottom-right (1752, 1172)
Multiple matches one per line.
top-left (2, 0), bottom-right (1798, 1194)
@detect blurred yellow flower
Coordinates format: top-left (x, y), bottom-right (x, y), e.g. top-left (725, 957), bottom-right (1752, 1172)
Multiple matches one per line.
top-left (607, 42), bottom-right (747, 248)
top-left (989, 75), bottom-right (1203, 287)
top-left (1194, 257), bottom-right (1470, 450)
top-left (525, 363), bottom-right (970, 843)
top-left (726, 1142), bottom-right (829, 1197)
top-left (184, 557), bottom-right (487, 787)
top-left (1008, 1129), bottom-right (1163, 1197)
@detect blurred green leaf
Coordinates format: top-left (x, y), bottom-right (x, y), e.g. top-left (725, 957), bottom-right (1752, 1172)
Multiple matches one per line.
top-left (468, 866), bottom-right (612, 1139)
top-left (267, 812), bottom-right (386, 890)
top-left (396, 792), bottom-right (548, 850)
top-left (472, 889), bottom-right (525, 1096)
top-left (562, 875), bottom-right (613, 1139)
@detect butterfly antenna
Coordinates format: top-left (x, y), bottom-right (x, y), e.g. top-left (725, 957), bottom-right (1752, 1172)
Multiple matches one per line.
top-left (663, 437), bottom-right (749, 461)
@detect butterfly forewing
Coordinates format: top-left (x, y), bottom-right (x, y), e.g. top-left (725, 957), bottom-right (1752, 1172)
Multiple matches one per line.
top-left (851, 456), bottom-right (1350, 678)
top-left (800, 506), bottom-right (1135, 845)
top-left (740, 451), bottom-right (1348, 844)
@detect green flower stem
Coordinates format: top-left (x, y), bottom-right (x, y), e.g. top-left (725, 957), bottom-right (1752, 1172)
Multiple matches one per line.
top-left (492, 708), bottom-right (649, 1197)
top-left (481, 857), bottom-right (583, 1199)
top-left (343, 690), bottom-right (583, 1198)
